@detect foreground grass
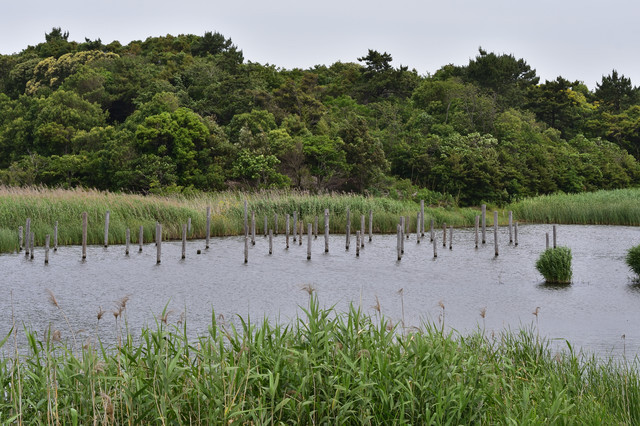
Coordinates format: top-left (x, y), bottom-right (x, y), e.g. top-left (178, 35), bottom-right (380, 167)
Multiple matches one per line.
top-left (0, 295), bottom-right (638, 424)
top-left (0, 187), bottom-right (481, 254)
top-left (510, 188), bottom-right (640, 225)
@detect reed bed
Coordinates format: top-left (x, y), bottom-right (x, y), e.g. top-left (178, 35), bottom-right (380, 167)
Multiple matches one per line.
top-left (0, 295), bottom-right (638, 424)
top-left (0, 187), bottom-right (483, 254)
top-left (509, 188), bottom-right (640, 225)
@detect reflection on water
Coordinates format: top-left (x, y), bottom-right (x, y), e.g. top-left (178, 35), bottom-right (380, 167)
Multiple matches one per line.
top-left (0, 224), bottom-right (639, 359)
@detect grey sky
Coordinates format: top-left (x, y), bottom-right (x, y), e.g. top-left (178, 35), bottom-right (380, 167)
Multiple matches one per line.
top-left (2, 0), bottom-right (639, 89)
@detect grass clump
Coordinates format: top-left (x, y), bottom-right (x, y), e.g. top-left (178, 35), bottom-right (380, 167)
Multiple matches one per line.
top-left (626, 244), bottom-right (640, 277)
top-left (536, 246), bottom-right (573, 284)
top-left (1, 295), bottom-right (639, 423)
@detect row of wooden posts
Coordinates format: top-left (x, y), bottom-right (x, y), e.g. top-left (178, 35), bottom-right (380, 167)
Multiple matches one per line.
top-left (15, 202), bottom-right (560, 265)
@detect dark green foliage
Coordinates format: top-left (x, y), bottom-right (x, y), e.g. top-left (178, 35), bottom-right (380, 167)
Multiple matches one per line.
top-left (0, 29), bottom-right (640, 202)
top-left (626, 245), bottom-right (640, 277)
top-left (536, 246), bottom-right (573, 284)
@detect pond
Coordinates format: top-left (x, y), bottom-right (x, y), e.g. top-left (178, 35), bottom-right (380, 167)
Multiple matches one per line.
top-left (1, 224), bottom-right (639, 359)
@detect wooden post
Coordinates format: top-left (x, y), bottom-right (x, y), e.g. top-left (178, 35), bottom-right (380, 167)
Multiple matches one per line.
top-left (397, 224), bottom-right (402, 261)
top-left (299, 221), bottom-right (303, 246)
top-left (405, 215), bottom-right (410, 240)
top-left (44, 235), bottom-right (50, 265)
top-left (139, 225), bottom-right (144, 252)
top-left (285, 214), bottom-right (290, 249)
top-left (251, 212), bottom-right (256, 245)
top-left (53, 221), bottom-right (58, 251)
top-left (475, 215), bottom-right (479, 249)
top-left (508, 211), bottom-right (513, 244)
top-left (82, 212), bottom-right (87, 260)
top-left (307, 224), bottom-right (312, 260)
top-left (442, 222), bottom-right (447, 247)
top-left (449, 226), bottom-right (453, 250)
top-left (546, 233), bottom-right (550, 249)
top-left (346, 208), bottom-right (351, 250)
top-left (553, 225), bottom-right (557, 248)
top-left (361, 215), bottom-right (366, 247)
top-left (416, 212), bottom-right (421, 244)
top-left (481, 204), bottom-right (487, 244)
top-left (126, 228), bottom-right (130, 256)
top-left (264, 215), bottom-right (268, 238)
top-left (25, 218), bottom-right (31, 256)
top-left (181, 224), bottom-right (187, 259)
top-left (243, 200), bottom-right (248, 238)
top-left (368, 209), bottom-right (373, 242)
top-left (433, 235), bottom-right (437, 258)
top-left (515, 222), bottom-right (519, 246)
top-left (400, 217), bottom-right (405, 254)
top-left (18, 226), bottom-right (23, 252)
top-left (30, 232), bottom-right (34, 260)
top-left (187, 217), bottom-right (192, 234)
top-left (293, 211), bottom-right (298, 242)
top-left (269, 230), bottom-right (273, 255)
top-left (314, 215), bottom-right (318, 239)
top-left (104, 210), bottom-right (110, 247)
top-left (274, 213), bottom-right (278, 236)
top-left (156, 223), bottom-right (162, 264)
top-left (356, 230), bottom-right (360, 257)
top-left (430, 219), bottom-right (434, 242)
top-left (420, 200), bottom-right (425, 237)
top-left (206, 206), bottom-right (211, 249)
top-left (494, 211), bottom-right (499, 257)
top-left (324, 209), bottom-right (329, 253)
top-left (244, 236), bottom-right (249, 263)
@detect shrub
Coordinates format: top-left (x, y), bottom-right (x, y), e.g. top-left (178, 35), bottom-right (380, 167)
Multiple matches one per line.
top-left (626, 245), bottom-right (640, 277)
top-left (536, 246), bottom-right (572, 284)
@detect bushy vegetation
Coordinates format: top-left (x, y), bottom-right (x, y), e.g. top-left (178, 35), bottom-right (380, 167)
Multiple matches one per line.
top-left (536, 246), bottom-right (573, 284)
top-left (0, 29), bottom-right (639, 204)
top-left (0, 295), bottom-right (638, 423)
top-left (626, 245), bottom-right (640, 277)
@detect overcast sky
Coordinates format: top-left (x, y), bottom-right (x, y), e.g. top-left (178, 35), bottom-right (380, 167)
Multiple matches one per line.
top-left (2, 0), bottom-right (639, 89)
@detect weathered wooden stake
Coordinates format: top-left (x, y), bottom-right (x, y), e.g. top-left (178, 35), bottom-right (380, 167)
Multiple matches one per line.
top-left (104, 210), bottom-right (110, 247)
top-left (356, 230), bottom-right (360, 257)
top-left (243, 200), bottom-right (248, 238)
top-left (361, 215), bottom-right (366, 247)
top-left (346, 208), bottom-right (351, 250)
top-left (546, 232), bottom-right (550, 249)
top-left (30, 232), bottom-right (34, 260)
top-left (368, 209), bottom-right (373, 242)
top-left (494, 211), bottom-right (499, 257)
top-left (156, 223), bottom-right (162, 264)
top-left (324, 209), bottom-right (329, 253)
top-left (293, 211), bottom-right (298, 242)
top-left (25, 218), bottom-right (31, 256)
top-left (430, 219), bottom-right (434, 242)
top-left (82, 212), bottom-right (87, 260)
top-left (44, 235), bottom-right (50, 265)
top-left (53, 221), bottom-right (58, 251)
top-left (405, 215), bottom-right (410, 239)
top-left (264, 215), bottom-right (268, 238)
top-left (433, 236), bottom-right (438, 258)
top-left (274, 213), bottom-right (278, 236)
top-left (400, 217), bottom-right (405, 254)
top-left (285, 214), bottom-right (290, 249)
top-left (139, 225), bottom-right (144, 252)
top-left (442, 222), bottom-right (447, 247)
top-left (206, 206), bottom-right (211, 249)
top-left (481, 204), bottom-right (487, 244)
top-left (181, 224), bottom-right (187, 259)
top-left (299, 221), bottom-right (303, 246)
top-left (420, 200), bottom-right (425, 237)
top-left (307, 224), bottom-right (312, 260)
top-left (508, 211), bottom-right (513, 244)
top-left (126, 228), bottom-right (130, 256)
top-left (18, 226), bottom-right (23, 252)
top-left (269, 230), bottom-right (273, 255)
top-left (314, 215), bottom-right (318, 239)
top-left (416, 212), bottom-right (421, 244)
top-left (397, 224), bottom-right (402, 261)
top-left (475, 215), bottom-right (479, 249)
top-left (515, 222), bottom-right (519, 246)
top-left (449, 226), bottom-right (453, 250)
top-left (251, 212), bottom-right (256, 245)
top-left (244, 236), bottom-right (249, 263)
top-left (553, 225), bottom-right (557, 248)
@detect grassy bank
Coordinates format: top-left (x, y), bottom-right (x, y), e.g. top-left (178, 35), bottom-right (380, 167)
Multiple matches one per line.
top-left (0, 295), bottom-right (638, 424)
top-left (0, 187), bottom-right (481, 254)
top-left (509, 188), bottom-right (640, 225)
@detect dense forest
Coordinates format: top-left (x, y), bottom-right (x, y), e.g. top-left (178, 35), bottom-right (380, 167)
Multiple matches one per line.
top-left (1, 28), bottom-right (639, 206)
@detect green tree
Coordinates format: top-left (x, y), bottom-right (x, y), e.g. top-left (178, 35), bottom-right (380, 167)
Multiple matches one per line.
top-left (594, 70), bottom-right (639, 114)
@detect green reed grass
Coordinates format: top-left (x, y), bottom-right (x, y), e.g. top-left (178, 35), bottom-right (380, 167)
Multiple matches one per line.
top-left (0, 294), bottom-right (638, 424)
top-left (626, 245), bottom-right (640, 277)
top-left (510, 188), bottom-right (640, 225)
top-left (0, 187), bottom-right (484, 254)
top-left (536, 246), bottom-right (573, 284)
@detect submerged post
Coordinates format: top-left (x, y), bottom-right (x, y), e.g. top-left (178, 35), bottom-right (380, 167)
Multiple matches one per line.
top-left (53, 221), bottom-right (58, 251)
top-left (269, 229), bottom-right (273, 255)
top-left (368, 209), bottom-right (373, 242)
top-left (30, 232), bottom-right (34, 260)
top-left (307, 223), bottom-right (312, 260)
top-left (285, 214), bottom-right (290, 249)
top-left (264, 215), bottom-right (268, 238)
top-left (44, 235), bottom-right (50, 265)
top-left (449, 226), bottom-right (453, 250)
top-left (243, 200), bottom-right (248, 238)
top-left (430, 219), bottom-right (434, 242)
top-left (274, 213), bottom-right (278, 236)
top-left (82, 212), bottom-right (87, 260)
top-left (181, 224), bottom-right (187, 259)
top-left (420, 200), bottom-right (425, 237)
top-left (475, 215), bottom-right (479, 249)
top-left (481, 204), bottom-right (487, 244)
top-left (361, 215), bottom-right (366, 247)
top-left (251, 212), bottom-right (256, 245)
top-left (416, 212), bottom-right (421, 244)
top-left (324, 209), bottom-right (329, 253)
top-left (546, 232), bottom-right (550, 249)
top-left (244, 236), bottom-right (249, 263)
top-left (299, 221), bottom-right (303, 246)
top-left (508, 211), bottom-right (513, 244)
top-left (25, 218), bottom-right (31, 256)
top-left (293, 211), bottom-right (298, 242)
top-left (156, 223), bottom-right (162, 264)
top-left (400, 217), bottom-right (405, 254)
top-left (126, 228), bottom-right (130, 256)
top-left (494, 211), bottom-right (499, 257)
top-left (405, 215), bottom-right (410, 240)
top-left (346, 207), bottom-right (351, 250)
top-left (396, 224), bottom-right (402, 261)
top-left (104, 210), bottom-right (110, 248)
top-left (18, 226), bottom-right (23, 252)
top-left (206, 206), bottom-right (211, 249)
top-left (433, 236), bottom-right (438, 258)
top-left (139, 225), bottom-right (144, 252)
top-left (356, 230), bottom-right (360, 257)
top-left (442, 222), bottom-right (447, 247)
top-left (314, 215), bottom-right (318, 239)
top-left (553, 225), bottom-right (557, 248)
top-left (515, 222), bottom-right (519, 246)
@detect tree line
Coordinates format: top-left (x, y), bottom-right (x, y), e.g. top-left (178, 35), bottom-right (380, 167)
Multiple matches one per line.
top-left (0, 28), bottom-right (639, 206)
